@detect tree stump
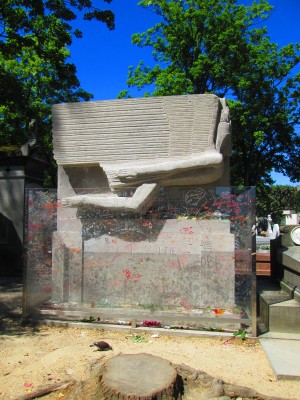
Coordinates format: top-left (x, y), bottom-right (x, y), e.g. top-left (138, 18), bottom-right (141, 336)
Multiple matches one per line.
top-left (99, 353), bottom-right (183, 400)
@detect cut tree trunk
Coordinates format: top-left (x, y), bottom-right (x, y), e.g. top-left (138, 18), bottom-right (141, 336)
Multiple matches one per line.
top-left (99, 353), bottom-right (183, 400)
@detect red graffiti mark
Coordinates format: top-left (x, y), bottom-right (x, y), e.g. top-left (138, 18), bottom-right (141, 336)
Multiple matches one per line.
top-left (180, 226), bottom-right (193, 234)
top-left (42, 202), bottom-right (56, 211)
top-left (124, 268), bottom-right (131, 279)
top-left (142, 220), bottom-right (151, 227)
top-left (214, 308), bottom-right (224, 315)
top-left (123, 269), bottom-right (142, 283)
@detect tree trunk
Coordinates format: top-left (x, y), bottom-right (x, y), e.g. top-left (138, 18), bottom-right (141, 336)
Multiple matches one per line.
top-left (12, 380), bottom-right (76, 400)
top-left (99, 353), bottom-right (183, 400)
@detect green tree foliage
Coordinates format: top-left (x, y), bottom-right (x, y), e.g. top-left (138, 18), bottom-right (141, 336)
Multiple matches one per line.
top-left (120, 0), bottom-right (300, 186)
top-left (0, 0), bottom-right (114, 184)
top-left (294, 189), bottom-right (300, 213)
top-left (256, 185), bottom-right (298, 223)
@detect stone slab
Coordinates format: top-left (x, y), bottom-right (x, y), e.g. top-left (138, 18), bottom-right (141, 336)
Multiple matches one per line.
top-left (259, 338), bottom-right (300, 380)
top-left (277, 247), bottom-right (300, 274)
top-left (269, 299), bottom-right (300, 334)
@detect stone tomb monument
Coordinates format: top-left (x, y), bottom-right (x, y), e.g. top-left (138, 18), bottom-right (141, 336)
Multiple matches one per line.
top-left (51, 94), bottom-right (237, 325)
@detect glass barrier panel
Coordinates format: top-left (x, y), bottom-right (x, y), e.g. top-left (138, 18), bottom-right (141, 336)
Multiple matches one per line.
top-left (24, 186), bottom-right (256, 334)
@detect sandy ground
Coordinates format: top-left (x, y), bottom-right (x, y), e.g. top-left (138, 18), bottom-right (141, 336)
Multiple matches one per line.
top-left (0, 278), bottom-right (300, 400)
top-left (0, 320), bottom-right (300, 400)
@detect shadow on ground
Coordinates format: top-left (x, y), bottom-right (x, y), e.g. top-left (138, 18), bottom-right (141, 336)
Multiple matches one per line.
top-left (0, 276), bottom-right (40, 337)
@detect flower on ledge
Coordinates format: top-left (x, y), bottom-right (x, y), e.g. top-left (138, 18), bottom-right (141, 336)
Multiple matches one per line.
top-left (213, 308), bottom-right (224, 315)
top-left (143, 320), bottom-right (161, 327)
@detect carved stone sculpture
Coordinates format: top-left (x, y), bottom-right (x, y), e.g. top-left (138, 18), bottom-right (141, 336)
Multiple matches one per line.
top-left (50, 94), bottom-right (236, 319)
top-left (52, 94), bottom-right (231, 211)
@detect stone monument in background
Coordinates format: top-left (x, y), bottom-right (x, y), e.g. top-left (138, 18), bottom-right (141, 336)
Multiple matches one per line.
top-left (49, 94), bottom-right (237, 327)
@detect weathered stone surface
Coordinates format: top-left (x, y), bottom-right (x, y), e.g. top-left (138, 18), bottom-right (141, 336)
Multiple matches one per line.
top-left (62, 183), bottom-right (159, 213)
top-left (82, 219), bottom-right (235, 309)
top-left (52, 95), bottom-right (230, 170)
top-left (53, 94), bottom-right (231, 211)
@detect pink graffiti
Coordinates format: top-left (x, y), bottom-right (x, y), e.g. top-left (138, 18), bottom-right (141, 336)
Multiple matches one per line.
top-left (125, 243), bottom-right (136, 251)
top-left (179, 254), bottom-right (189, 266)
top-left (180, 226), bottom-right (193, 234)
top-left (166, 259), bottom-right (179, 269)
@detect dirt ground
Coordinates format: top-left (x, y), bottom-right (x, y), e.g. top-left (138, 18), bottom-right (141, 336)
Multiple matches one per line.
top-left (0, 318), bottom-right (300, 400)
top-left (0, 278), bottom-right (300, 400)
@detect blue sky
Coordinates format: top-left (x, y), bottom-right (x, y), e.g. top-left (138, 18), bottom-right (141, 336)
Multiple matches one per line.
top-left (69, 0), bottom-right (300, 186)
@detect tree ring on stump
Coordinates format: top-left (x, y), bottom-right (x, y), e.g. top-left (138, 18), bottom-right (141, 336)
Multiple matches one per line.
top-left (100, 353), bottom-right (180, 399)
